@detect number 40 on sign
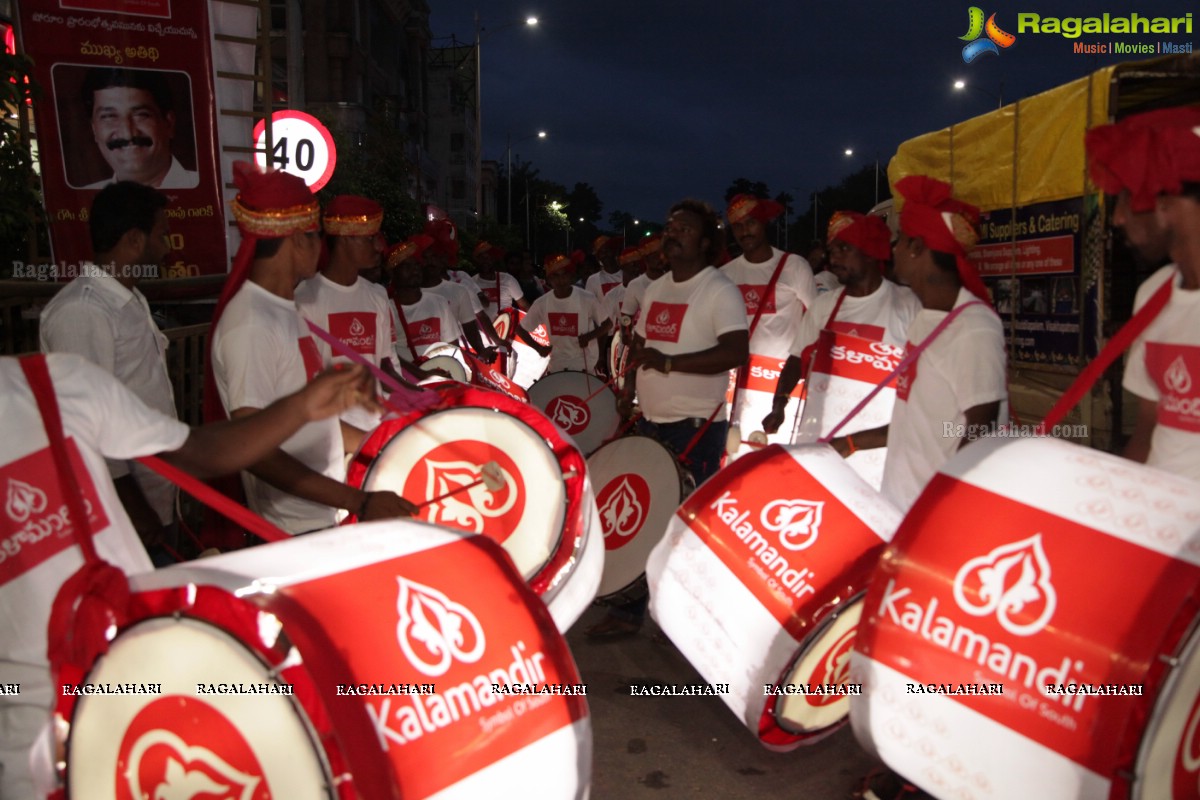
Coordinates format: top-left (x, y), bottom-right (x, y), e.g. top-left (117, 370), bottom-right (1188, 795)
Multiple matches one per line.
top-left (253, 110), bottom-right (337, 191)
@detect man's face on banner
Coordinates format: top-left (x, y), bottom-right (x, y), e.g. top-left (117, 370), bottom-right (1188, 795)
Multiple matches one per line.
top-left (90, 86), bottom-right (176, 186)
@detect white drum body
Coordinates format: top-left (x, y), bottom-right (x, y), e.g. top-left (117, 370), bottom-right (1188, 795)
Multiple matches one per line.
top-left (588, 435), bottom-right (685, 599)
top-left (727, 354), bottom-right (804, 457)
top-left (61, 522), bottom-right (592, 800)
top-left (494, 308), bottom-right (550, 389)
top-left (646, 443), bottom-right (902, 750)
top-left (346, 385), bottom-right (602, 631)
top-left (527, 370), bottom-right (620, 456)
top-left (416, 342), bottom-right (471, 386)
top-left (850, 436), bottom-right (1200, 799)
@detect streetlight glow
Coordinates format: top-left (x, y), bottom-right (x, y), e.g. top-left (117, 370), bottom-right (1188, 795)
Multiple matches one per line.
top-left (844, 148), bottom-right (854, 157)
top-left (537, 131), bottom-right (547, 139)
top-left (526, 16), bottom-right (538, 26)
top-left (953, 79), bottom-right (967, 90)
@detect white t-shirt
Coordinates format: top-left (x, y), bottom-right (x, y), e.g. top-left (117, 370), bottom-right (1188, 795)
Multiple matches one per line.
top-left (601, 283), bottom-right (628, 327)
top-left (523, 287), bottom-right (606, 373)
top-left (477, 271), bottom-right (525, 318)
top-left (211, 281), bottom-right (344, 534)
top-left (295, 273), bottom-right (396, 430)
top-left (391, 292), bottom-right (464, 359)
top-left (449, 269), bottom-right (483, 297)
top-left (425, 279), bottom-right (482, 327)
top-left (1123, 265), bottom-right (1200, 483)
top-left (635, 266), bottom-right (748, 422)
top-left (881, 288), bottom-right (1008, 512)
top-left (620, 273), bottom-right (656, 323)
top-left (815, 270), bottom-right (842, 294)
top-left (790, 279), bottom-right (923, 358)
top-left (0, 355), bottom-right (188, 797)
top-left (721, 248), bottom-right (816, 360)
top-left (39, 270), bottom-right (178, 524)
top-left (585, 268), bottom-right (623, 300)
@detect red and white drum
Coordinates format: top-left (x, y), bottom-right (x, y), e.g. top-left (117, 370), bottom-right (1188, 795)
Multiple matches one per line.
top-left (850, 436), bottom-right (1200, 799)
top-left (587, 435), bottom-right (686, 600)
top-left (346, 384), bottom-right (603, 631)
top-left (462, 351), bottom-right (529, 402)
top-left (794, 330), bottom-right (904, 490)
top-left (727, 354), bottom-right (806, 457)
top-left (416, 342), bottom-right (471, 385)
top-left (608, 328), bottom-right (630, 391)
top-left (646, 444), bottom-right (902, 750)
top-left (494, 308), bottom-right (550, 389)
top-left (527, 370), bottom-right (619, 456)
top-left (60, 522), bottom-right (592, 799)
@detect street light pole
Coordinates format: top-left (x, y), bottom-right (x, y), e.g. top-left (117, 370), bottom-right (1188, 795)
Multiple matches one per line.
top-left (952, 78), bottom-right (1004, 108)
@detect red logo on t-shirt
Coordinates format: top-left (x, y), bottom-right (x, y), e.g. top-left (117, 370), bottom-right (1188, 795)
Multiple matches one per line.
top-left (600, 280), bottom-right (621, 297)
top-left (0, 439), bottom-right (110, 587)
top-left (483, 286), bottom-right (500, 304)
top-left (548, 313), bottom-right (579, 337)
top-left (116, 697), bottom-right (270, 800)
top-left (828, 320), bottom-right (885, 342)
top-left (739, 284), bottom-right (777, 316)
top-left (328, 312), bottom-right (376, 355)
top-left (407, 318), bottom-right (442, 347)
top-left (644, 302), bottom-right (687, 343)
top-left (895, 340), bottom-right (916, 401)
top-left (297, 336), bottom-right (323, 380)
top-left (1147, 343), bottom-right (1200, 432)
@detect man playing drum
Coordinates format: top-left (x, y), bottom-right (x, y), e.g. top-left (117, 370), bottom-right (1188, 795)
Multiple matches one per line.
top-left (590, 200), bottom-right (749, 639)
top-left (208, 164), bottom-right (416, 535)
top-left (420, 225), bottom-right (502, 360)
top-left (386, 236), bottom-right (464, 377)
top-left (473, 240), bottom-right (529, 319)
top-left (762, 211), bottom-right (921, 434)
top-left (721, 194), bottom-right (817, 444)
top-left (517, 253), bottom-right (610, 373)
top-left (1088, 106), bottom-right (1200, 483)
top-left (585, 235), bottom-right (626, 299)
top-left (824, 177), bottom-right (1007, 513)
top-left (0, 353), bottom-right (378, 798)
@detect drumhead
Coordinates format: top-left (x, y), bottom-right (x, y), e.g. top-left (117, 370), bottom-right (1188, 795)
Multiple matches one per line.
top-left (419, 354), bottom-right (469, 384)
top-left (771, 595), bottom-right (863, 738)
top-left (354, 406), bottom-right (568, 584)
top-left (493, 308), bottom-right (516, 342)
top-left (608, 328), bottom-right (629, 390)
top-left (67, 616), bottom-right (330, 800)
top-left (527, 370), bottom-right (620, 455)
top-left (1133, 619), bottom-right (1200, 799)
top-left (588, 436), bottom-right (684, 597)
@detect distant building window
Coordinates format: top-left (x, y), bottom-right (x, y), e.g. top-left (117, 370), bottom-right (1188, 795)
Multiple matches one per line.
top-left (452, 180), bottom-right (466, 200)
top-left (450, 133), bottom-right (464, 153)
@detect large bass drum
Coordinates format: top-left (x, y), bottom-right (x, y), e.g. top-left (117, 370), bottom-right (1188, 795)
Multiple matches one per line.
top-left (527, 370), bottom-right (619, 456)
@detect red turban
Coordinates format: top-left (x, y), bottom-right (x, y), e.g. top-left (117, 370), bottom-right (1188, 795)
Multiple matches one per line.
top-left (827, 210), bottom-right (892, 262)
top-left (544, 253), bottom-right (572, 275)
top-left (323, 195), bottom-right (383, 236)
top-left (896, 175), bottom-right (988, 303)
top-left (726, 194), bottom-right (784, 224)
top-left (424, 218), bottom-right (459, 262)
top-left (386, 234), bottom-right (434, 269)
top-left (1086, 106), bottom-right (1200, 213)
top-left (592, 235), bottom-right (623, 255)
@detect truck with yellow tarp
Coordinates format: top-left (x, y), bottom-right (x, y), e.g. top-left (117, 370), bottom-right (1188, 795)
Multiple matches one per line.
top-left (884, 53), bottom-right (1199, 451)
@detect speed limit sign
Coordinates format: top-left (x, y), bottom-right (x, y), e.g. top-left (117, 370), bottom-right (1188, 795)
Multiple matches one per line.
top-left (252, 110), bottom-right (337, 191)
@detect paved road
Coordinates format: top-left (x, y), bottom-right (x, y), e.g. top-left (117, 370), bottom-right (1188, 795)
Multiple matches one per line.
top-left (566, 605), bottom-right (882, 799)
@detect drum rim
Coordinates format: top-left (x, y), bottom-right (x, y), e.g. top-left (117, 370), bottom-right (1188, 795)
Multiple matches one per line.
top-left (62, 593), bottom-right (343, 798)
top-left (346, 385), bottom-right (588, 600)
top-left (760, 591), bottom-right (866, 743)
top-left (588, 434), bottom-right (686, 599)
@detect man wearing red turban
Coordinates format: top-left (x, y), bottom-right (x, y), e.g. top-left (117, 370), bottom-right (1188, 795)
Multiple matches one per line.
top-left (208, 164), bottom-right (415, 533)
top-left (1089, 106), bottom-right (1200, 482)
top-left (828, 177), bottom-right (1008, 512)
top-left (295, 195), bottom-right (398, 434)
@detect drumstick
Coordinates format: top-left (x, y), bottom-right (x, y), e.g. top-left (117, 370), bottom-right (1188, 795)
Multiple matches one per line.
top-left (583, 362), bottom-right (635, 403)
top-left (416, 460), bottom-right (506, 508)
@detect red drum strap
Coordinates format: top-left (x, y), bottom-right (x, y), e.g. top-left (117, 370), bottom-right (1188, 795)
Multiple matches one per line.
top-left (1035, 275), bottom-right (1173, 435)
top-left (730, 251), bottom-right (791, 414)
top-left (20, 355), bottom-right (130, 675)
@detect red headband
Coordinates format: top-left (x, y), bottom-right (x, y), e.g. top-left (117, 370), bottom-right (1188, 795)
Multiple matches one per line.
top-left (726, 193), bottom-right (784, 223)
top-left (827, 211), bottom-right (892, 262)
top-left (896, 175), bottom-right (988, 303)
top-left (1086, 106), bottom-right (1200, 213)
top-left (323, 195), bottom-right (383, 236)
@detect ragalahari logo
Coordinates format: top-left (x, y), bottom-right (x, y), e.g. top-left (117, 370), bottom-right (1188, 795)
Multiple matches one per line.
top-left (760, 498), bottom-right (824, 551)
top-left (396, 576), bottom-right (486, 677)
top-left (952, 533), bottom-right (1057, 636)
top-left (960, 7), bottom-right (1016, 62)
top-left (806, 628), bottom-right (856, 708)
top-left (6, 478), bottom-right (47, 523)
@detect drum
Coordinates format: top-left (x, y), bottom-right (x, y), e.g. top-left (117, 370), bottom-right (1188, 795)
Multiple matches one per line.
top-left (726, 354), bottom-right (806, 457)
top-left (59, 522), bottom-right (592, 799)
top-left (850, 436), bottom-right (1200, 799)
top-left (527, 370), bottom-right (619, 456)
top-left (462, 351), bottom-right (528, 402)
top-left (646, 443), bottom-right (902, 751)
top-left (608, 327), bottom-right (630, 391)
top-left (416, 342), bottom-right (470, 385)
top-left (588, 435), bottom-right (687, 600)
top-left (346, 384), bottom-right (603, 632)
top-left (494, 308), bottom-right (550, 389)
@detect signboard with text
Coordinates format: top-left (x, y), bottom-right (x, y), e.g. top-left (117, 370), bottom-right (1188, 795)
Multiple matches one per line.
top-left (16, 0), bottom-right (228, 277)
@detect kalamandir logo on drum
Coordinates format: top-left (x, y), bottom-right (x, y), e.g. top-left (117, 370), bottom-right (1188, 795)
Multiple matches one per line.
top-left (875, 533), bottom-right (1094, 711)
top-left (596, 473), bottom-right (650, 549)
top-left (370, 576), bottom-right (554, 749)
top-left (708, 488), bottom-right (819, 602)
top-left (547, 395), bottom-right (590, 434)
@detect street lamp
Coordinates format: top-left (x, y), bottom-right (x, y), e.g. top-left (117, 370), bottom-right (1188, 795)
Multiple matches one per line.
top-left (506, 129), bottom-right (547, 227)
top-left (844, 147), bottom-right (882, 207)
top-left (952, 78), bottom-right (1004, 108)
top-left (474, 13), bottom-right (539, 227)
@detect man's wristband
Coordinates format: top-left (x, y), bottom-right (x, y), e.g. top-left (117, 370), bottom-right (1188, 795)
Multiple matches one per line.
top-left (845, 435), bottom-right (857, 455)
top-left (663, 356), bottom-right (672, 375)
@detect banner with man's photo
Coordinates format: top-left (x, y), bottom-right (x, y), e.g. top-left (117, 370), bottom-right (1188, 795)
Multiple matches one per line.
top-left (16, 0), bottom-right (228, 277)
